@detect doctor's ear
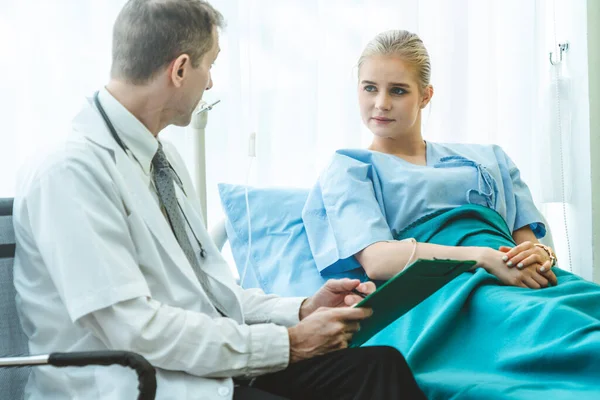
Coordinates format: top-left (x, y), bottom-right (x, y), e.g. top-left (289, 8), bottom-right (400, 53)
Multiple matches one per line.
top-left (170, 55), bottom-right (190, 87)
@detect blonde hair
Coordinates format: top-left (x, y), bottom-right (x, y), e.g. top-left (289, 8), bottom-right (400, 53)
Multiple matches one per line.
top-left (358, 30), bottom-right (431, 91)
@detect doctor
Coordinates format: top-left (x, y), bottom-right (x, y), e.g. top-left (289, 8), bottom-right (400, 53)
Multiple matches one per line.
top-left (13, 0), bottom-right (425, 399)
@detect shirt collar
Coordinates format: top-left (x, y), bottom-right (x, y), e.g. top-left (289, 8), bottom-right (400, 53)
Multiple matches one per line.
top-left (97, 87), bottom-right (158, 175)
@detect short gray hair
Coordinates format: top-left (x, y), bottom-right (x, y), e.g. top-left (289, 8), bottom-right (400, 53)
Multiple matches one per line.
top-left (111, 0), bottom-right (225, 84)
top-left (358, 30), bottom-right (431, 91)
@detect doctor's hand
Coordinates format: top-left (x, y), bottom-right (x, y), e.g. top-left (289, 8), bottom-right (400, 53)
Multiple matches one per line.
top-left (287, 306), bottom-right (372, 363)
top-left (299, 278), bottom-right (376, 320)
top-left (476, 247), bottom-right (553, 289)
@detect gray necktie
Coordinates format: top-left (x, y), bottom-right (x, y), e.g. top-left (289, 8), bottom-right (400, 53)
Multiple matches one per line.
top-left (152, 143), bottom-right (227, 316)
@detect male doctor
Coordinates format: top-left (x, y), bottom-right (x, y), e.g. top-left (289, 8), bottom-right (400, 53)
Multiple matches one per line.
top-left (13, 0), bottom-right (425, 399)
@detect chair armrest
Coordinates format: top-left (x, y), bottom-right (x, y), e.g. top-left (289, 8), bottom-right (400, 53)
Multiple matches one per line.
top-left (0, 351), bottom-right (156, 400)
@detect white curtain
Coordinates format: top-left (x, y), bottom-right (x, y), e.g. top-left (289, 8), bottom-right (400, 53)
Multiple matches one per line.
top-left (0, 0), bottom-right (591, 278)
top-left (0, 0), bottom-right (123, 194)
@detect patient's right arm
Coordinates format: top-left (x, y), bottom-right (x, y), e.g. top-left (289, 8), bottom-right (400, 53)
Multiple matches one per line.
top-left (357, 241), bottom-right (556, 289)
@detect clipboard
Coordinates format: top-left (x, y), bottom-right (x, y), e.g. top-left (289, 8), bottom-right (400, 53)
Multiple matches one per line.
top-left (349, 258), bottom-right (476, 347)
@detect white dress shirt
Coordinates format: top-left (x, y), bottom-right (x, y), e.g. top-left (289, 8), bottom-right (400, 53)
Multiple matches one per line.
top-left (12, 88), bottom-right (305, 399)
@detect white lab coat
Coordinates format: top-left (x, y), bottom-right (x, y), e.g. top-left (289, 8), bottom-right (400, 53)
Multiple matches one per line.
top-left (13, 94), bottom-right (304, 399)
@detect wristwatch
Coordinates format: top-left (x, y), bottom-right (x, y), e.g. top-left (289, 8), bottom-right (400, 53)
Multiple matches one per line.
top-left (534, 243), bottom-right (557, 267)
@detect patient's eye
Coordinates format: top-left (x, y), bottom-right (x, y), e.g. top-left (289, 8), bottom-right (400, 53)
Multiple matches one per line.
top-left (390, 87), bottom-right (407, 95)
top-left (364, 85), bottom-right (377, 92)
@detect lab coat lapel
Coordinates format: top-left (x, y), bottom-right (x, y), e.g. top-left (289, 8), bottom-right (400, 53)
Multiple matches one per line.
top-left (175, 189), bottom-right (244, 322)
top-left (73, 99), bottom-right (205, 289)
top-left (117, 157), bottom-right (197, 273)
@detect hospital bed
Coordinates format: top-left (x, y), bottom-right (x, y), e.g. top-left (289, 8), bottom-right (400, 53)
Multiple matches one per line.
top-left (194, 115), bottom-right (584, 400)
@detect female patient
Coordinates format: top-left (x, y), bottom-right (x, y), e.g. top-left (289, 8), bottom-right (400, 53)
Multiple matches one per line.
top-left (302, 30), bottom-right (600, 399)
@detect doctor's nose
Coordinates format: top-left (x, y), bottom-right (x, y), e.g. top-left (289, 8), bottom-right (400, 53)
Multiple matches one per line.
top-left (206, 75), bottom-right (213, 91)
top-left (375, 93), bottom-right (392, 111)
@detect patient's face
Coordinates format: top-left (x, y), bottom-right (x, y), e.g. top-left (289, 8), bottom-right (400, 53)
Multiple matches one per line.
top-left (358, 55), bottom-right (424, 139)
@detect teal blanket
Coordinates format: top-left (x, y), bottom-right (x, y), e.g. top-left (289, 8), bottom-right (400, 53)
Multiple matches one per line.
top-left (365, 205), bottom-right (600, 399)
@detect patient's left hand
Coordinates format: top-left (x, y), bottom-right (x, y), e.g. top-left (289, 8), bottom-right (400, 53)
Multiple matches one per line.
top-left (299, 279), bottom-right (376, 320)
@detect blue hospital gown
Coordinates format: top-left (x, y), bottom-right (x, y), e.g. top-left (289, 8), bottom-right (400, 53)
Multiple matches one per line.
top-left (302, 142), bottom-right (546, 274)
top-left (302, 143), bottom-right (600, 399)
